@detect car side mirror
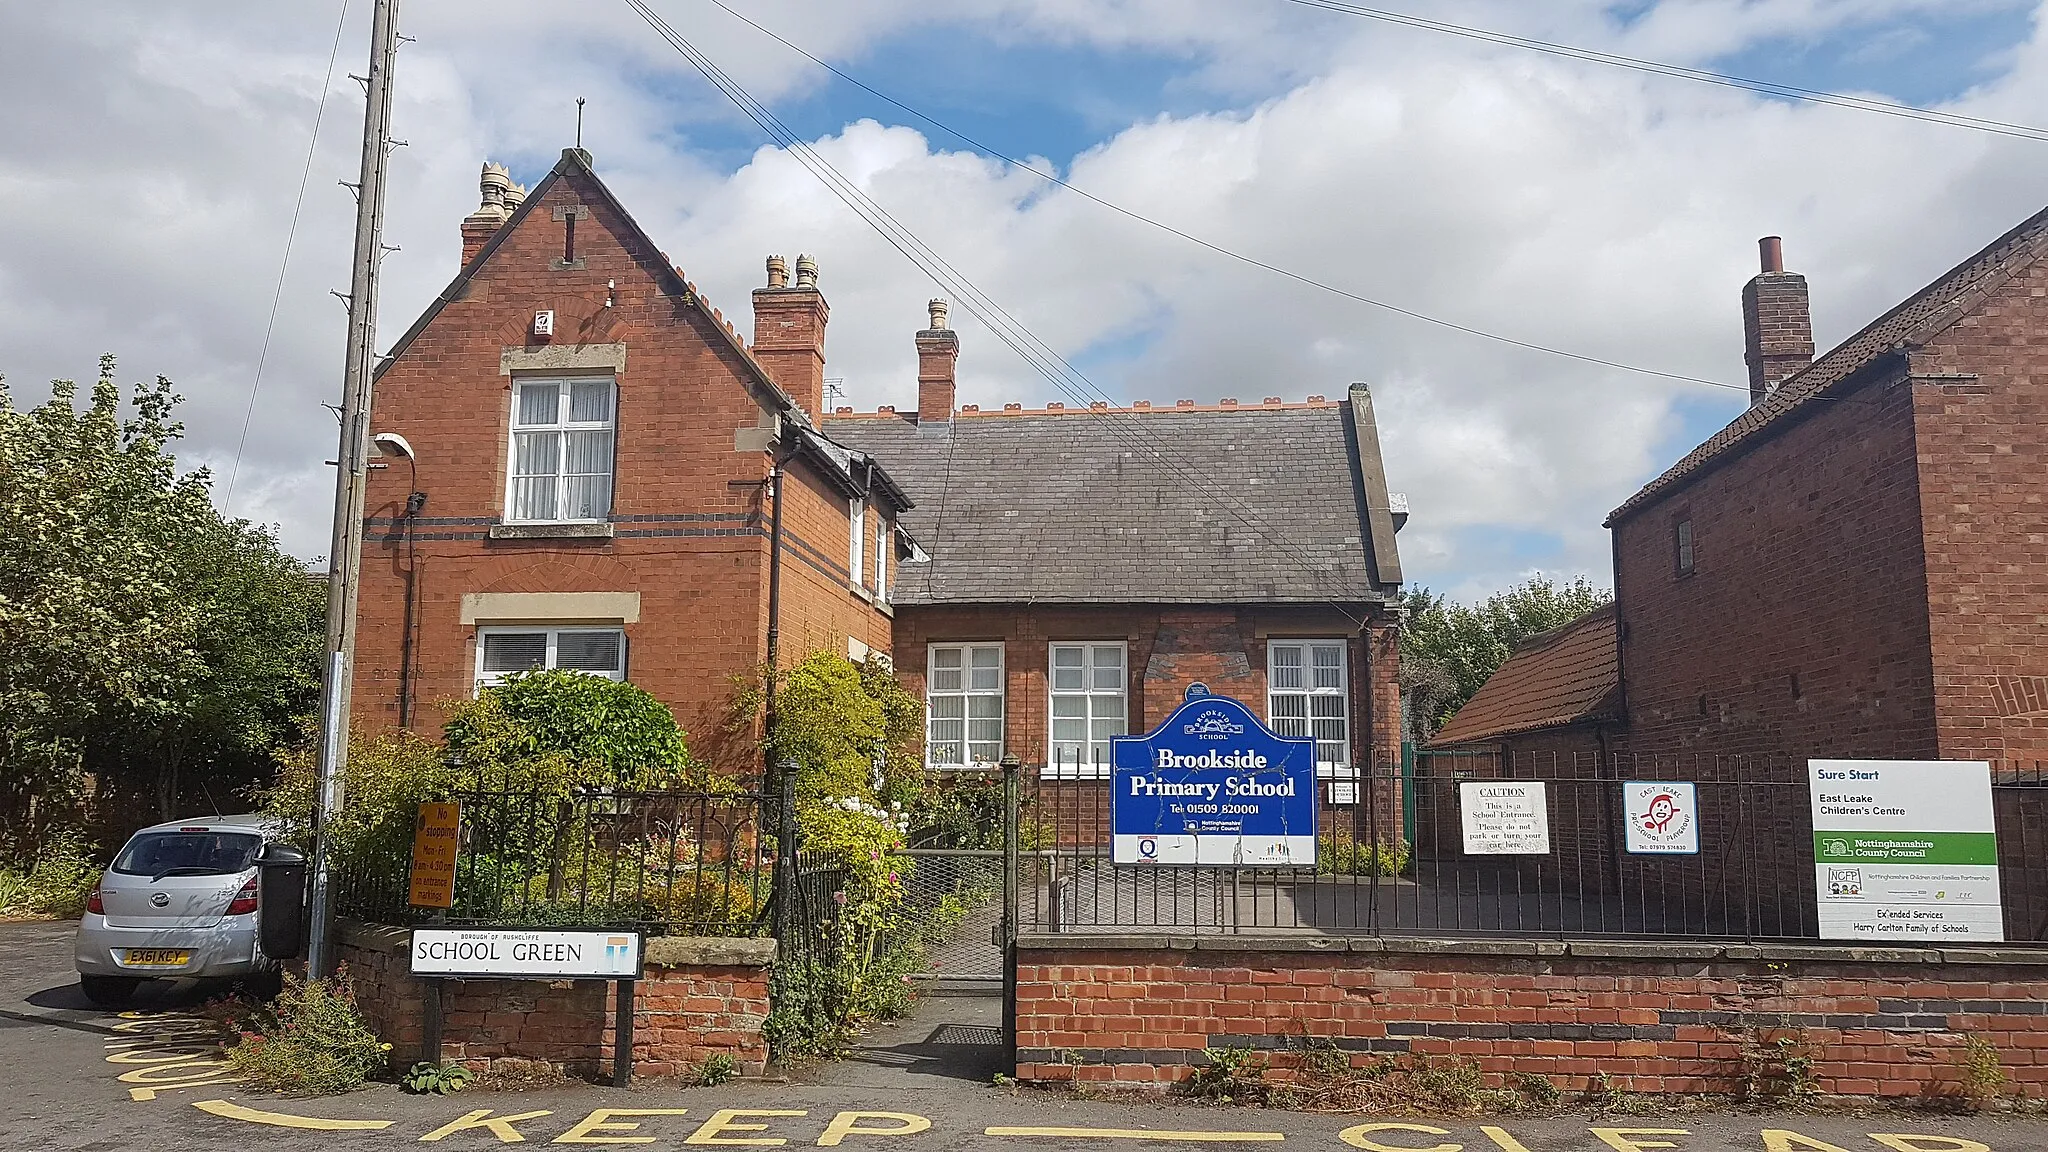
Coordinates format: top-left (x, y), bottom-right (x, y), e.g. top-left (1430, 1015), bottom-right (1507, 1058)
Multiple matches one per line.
top-left (255, 843), bottom-right (307, 960)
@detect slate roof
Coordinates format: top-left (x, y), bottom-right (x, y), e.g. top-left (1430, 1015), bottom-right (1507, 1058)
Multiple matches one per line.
top-left (822, 392), bottom-right (1403, 605)
top-left (1428, 604), bottom-right (1620, 747)
top-left (1608, 201), bottom-right (2048, 526)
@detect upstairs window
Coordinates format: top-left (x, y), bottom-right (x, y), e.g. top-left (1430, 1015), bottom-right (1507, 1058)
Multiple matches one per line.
top-left (928, 643), bottom-right (1003, 768)
top-left (508, 378), bottom-right (615, 522)
top-left (1268, 640), bottom-right (1350, 774)
top-left (849, 497), bottom-right (866, 587)
top-left (475, 626), bottom-right (626, 690)
top-left (875, 518), bottom-right (891, 602)
top-left (1675, 517), bottom-right (1695, 576)
top-left (1048, 643), bottom-right (1127, 778)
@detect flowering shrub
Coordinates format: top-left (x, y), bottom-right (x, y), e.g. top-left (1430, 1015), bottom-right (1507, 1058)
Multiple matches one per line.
top-left (220, 968), bottom-right (389, 1095)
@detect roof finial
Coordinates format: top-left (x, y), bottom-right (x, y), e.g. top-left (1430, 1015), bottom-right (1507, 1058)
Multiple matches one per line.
top-left (927, 298), bottom-right (949, 331)
top-left (575, 97), bottom-right (586, 149)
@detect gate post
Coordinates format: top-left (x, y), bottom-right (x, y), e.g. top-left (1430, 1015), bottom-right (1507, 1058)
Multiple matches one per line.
top-left (775, 759), bottom-right (797, 947)
top-left (1000, 752), bottom-right (1020, 1061)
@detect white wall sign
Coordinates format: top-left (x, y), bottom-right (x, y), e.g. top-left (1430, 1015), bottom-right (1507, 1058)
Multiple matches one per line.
top-left (1809, 760), bottom-right (2004, 942)
top-left (1460, 781), bottom-right (1550, 854)
top-left (411, 928), bottom-right (643, 979)
top-left (1623, 781), bottom-right (1699, 854)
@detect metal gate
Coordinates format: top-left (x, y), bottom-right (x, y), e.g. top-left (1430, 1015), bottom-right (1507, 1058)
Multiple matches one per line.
top-left (898, 848), bottom-right (1005, 981)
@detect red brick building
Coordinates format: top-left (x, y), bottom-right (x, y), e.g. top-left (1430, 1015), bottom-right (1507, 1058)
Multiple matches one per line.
top-left (355, 150), bottom-right (908, 753)
top-left (355, 151), bottom-right (1408, 781)
top-left (1438, 211), bottom-right (2048, 768)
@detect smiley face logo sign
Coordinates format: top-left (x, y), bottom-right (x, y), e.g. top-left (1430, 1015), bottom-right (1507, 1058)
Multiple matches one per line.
top-left (1622, 781), bottom-right (1699, 855)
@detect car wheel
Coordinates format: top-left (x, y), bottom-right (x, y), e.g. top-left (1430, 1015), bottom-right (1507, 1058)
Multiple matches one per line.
top-left (79, 974), bottom-right (141, 1007)
top-left (235, 969), bottom-right (284, 1000)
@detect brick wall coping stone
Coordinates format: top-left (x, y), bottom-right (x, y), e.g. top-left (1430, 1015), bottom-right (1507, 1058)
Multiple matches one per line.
top-left (1014, 932), bottom-right (2048, 966)
top-left (337, 919), bottom-right (775, 969)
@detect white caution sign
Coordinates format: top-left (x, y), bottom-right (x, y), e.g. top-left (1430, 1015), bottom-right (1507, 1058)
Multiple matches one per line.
top-left (411, 928), bottom-right (643, 978)
top-left (1809, 760), bottom-right (2004, 942)
top-left (1460, 781), bottom-right (1550, 854)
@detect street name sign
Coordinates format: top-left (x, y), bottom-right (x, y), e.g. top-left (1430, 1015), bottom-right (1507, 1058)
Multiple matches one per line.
top-left (1809, 759), bottom-right (2004, 942)
top-left (1110, 684), bottom-right (1317, 866)
top-left (1459, 781), bottom-right (1550, 854)
top-left (410, 928), bottom-right (644, 978)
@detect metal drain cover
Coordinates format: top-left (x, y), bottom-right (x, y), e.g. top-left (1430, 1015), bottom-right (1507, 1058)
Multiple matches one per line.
top-left (926, 1024), bottom-right (1003, 1046)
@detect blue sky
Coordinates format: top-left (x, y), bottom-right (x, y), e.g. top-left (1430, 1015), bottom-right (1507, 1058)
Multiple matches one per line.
top-left (8, 0), bottom-right (2048, 603)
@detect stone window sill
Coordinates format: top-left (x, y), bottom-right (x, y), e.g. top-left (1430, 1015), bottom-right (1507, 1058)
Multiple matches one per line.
top-left (488, 522), bottom-right (616, 540)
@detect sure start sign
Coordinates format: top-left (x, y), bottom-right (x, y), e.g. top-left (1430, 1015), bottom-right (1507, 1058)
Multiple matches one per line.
top-left (410, 928), bottom-right (643, 979)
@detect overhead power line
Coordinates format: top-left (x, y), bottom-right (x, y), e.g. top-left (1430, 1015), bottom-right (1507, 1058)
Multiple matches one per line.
top-left (623, 0), bottom-right (1382, 622)
top-left (701, 0), bottom-right (1744, 394)
top-left (224, 0), bottom-right (355, 514)
top-left (1278, 0), bottom-right (2048, 143)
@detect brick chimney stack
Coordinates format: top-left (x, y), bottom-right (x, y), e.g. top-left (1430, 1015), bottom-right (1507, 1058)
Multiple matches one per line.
top-left (752, 253), bottom-right (829, 420)
top-left (915, 298), bottom-right (959, 422)
top-left (1742, 235), bottom-right (1814, 406)
top-left (461, 163), bottom-right (519, 264)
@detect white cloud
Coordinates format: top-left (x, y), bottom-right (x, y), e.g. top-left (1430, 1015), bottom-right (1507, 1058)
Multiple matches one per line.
top-left (3, 0), bottom-right (2045, 602)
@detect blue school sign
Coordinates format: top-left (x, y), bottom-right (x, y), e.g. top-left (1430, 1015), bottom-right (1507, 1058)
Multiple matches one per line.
top-left (1110, 684), bottom-right (1318, 867)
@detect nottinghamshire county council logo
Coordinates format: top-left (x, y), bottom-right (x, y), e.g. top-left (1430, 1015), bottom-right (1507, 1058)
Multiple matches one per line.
top-left (1184, 710), bottom-right (1245, 739)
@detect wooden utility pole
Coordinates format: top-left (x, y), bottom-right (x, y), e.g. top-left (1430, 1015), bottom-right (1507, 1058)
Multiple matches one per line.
top-left (307, 0), bottom-right (403, 977)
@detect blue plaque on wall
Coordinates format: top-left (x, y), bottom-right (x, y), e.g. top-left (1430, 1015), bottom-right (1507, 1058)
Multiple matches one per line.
top-left (1109, 684), bottom-right (1318, 867)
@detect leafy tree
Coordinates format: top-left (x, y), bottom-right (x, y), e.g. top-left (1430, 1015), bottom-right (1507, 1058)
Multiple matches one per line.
top-left (442, 668), bottom-right (692, 792)
top-left (0, 356), bottom-right (322, 854)
top-left (1400, 574), bottom-right (1612, 739)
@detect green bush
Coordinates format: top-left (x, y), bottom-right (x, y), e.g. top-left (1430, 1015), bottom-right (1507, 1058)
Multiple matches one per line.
top-left (1317, 830), bottom-right (1410, 877)
top-left (0, 834), bottom-right (101, 918)
top-left (221, 969), bottom-right (389, 1095)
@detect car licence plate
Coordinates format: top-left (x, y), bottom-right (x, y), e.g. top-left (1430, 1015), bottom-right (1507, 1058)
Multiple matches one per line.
top-left (121, 949), bottom-right (191, 968)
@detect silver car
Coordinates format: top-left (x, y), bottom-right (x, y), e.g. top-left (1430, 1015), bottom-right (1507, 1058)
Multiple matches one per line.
top-left (74, 814), bottom-right (280, 1005)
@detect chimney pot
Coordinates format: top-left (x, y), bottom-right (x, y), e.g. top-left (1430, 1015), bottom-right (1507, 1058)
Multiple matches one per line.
top-left (765, 254), bottom-right (788, 289)
top-left (915, 299), bottom-right (960, 421)
top-left (1758, 235), bottom-right (1784, 275)
top-left (461, 161), bottom-right (515, 264)
top-left (1742, 235), bottom-right (1813, 406)
top-left (752, 253), bottom-right (830, 419)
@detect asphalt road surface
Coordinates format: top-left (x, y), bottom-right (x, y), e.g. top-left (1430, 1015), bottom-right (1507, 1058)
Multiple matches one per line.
top-left (3, 920), bottom-right (2043, 1151)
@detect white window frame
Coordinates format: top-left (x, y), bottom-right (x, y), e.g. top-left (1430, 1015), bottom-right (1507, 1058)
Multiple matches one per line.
top-left (505, 376), bottom-right (616, 524)
top-left (926, 643), bottom-right (1004, 769)
top-left (1267, 639), bottom-right (1352, 777)
top-left (473, 625), bottom-right (628, 692)
top-left (1045, 641), bottom-right (1128, 780)
top-left (875, 517), bottom-right (891, 602)
top-left (849, 497), bottom-right (866, 587)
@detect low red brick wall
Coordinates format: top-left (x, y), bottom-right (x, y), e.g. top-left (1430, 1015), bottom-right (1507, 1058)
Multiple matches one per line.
top-left (1016, 934), bottom-right (2048, 1099)
top-left (338, 920), bottom-right (772, 1080)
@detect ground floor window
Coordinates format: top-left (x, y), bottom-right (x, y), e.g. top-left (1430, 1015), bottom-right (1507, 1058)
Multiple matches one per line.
top-left (475, 626), bottom-right (627, 690)
top-left (1047, 642), bottom-right (1126, 778)
top-left (1268, 639), bottom-right (1350, 775)
top-left (928, 643), bottom-right (1003, 767)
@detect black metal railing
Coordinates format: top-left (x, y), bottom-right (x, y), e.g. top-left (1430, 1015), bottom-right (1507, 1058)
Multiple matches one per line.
top-left (1018, 748), bottom-right (2048, 945)
top-left (335, 786), bottom-right (772, 935)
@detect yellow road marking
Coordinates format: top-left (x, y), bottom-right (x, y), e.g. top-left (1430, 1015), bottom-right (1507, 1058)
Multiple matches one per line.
top-left (817, 1112), bottom-right (931, 1146)
top-left (554, 1108), bottom-right (692, 1144)
top-left (421, 1109), bottom-right (555, 1143)
top-left (1479, 1128), bottom-right (1533, 1152)
top-left (192, 1099), bottom-right (396, 1131)
top-left (1870, 1139), bottom-right (1991, 1152)
top-left (1590, 1131), bottom-right (1689, 1152)
top-left (1761, 1134), bottom-right (1851, 1152)
top-left (984, 1128), bottom-right (1284, 1142)
top-left (130, 1080), bottom-right (240, 1101)
top-left (117, 1060), bottom-right (231, 1084)
top-left (1338, 1125), bottom-right (1459, 1152)
top-left (687, 1109), bottom-right (810, 1146)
